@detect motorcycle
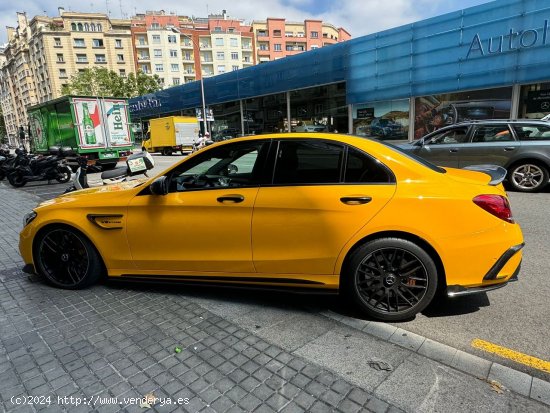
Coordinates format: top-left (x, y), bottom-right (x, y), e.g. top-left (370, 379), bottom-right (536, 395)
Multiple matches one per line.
top-left (0, 149), bottom-right (16, 181)
top-left (7, 147), bottom-right (73, 188)
top-left (64, 151), bottom-right (155, 193)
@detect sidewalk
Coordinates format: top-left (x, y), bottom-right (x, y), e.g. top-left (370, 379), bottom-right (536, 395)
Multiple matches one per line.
top-left (0, 183), bottom-right (548, 413)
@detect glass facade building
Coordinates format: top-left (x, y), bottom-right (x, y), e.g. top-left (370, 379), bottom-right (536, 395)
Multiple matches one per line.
top-left (130, 0), bottom-right (550, 142)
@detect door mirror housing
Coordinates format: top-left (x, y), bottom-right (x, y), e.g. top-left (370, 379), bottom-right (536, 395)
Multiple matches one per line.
top-left (150, 176), bottom-right (168, 195)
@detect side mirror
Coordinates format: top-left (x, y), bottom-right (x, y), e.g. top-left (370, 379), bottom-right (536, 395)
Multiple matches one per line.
top-left (150, 176), bottom-right (168, 195)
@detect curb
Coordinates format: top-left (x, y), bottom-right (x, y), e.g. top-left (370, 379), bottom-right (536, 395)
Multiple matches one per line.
top-left (319, 310), bottom-right (550, 407)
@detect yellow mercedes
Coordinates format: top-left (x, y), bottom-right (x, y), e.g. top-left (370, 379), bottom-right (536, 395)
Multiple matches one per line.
top-left (19, 134), bottom-right (524, 321)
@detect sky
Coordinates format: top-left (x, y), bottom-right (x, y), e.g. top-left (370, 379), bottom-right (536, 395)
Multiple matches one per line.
top-left (1, 0), bottom-right (492, 44)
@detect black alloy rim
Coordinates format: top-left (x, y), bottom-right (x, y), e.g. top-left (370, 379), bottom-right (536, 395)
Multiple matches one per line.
top-left (355, 247), bottom-right (429, 314)
top-left (38, 229), bottom-right (90, 287)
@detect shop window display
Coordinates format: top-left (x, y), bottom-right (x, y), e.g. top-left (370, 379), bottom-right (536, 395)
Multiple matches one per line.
top-left (353, 99), bottom-right (409, 141)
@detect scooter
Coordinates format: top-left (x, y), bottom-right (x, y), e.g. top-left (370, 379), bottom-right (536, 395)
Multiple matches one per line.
top-left (7, 147), bottom-right (73, 188)
top-left (0, 151), bottom-right (16, 181)
top-left (64, 151), bottom-right (155, 193)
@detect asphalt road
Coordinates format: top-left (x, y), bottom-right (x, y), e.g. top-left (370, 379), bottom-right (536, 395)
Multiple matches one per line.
top-left (7, 153), bottom-right (550, 382)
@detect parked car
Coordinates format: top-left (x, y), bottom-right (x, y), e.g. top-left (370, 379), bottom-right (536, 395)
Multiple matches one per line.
top-left (295, 122), bottom-right (327, 132)
top-left (20, 133), bottom-right (523, 321)
top-left (399, 119), bottom-right (550, 192)
top-left (370, 118), bottom-right (404, 139)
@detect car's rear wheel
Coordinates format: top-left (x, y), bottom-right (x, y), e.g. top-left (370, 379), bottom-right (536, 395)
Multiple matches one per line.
top-left (508, 162), bottom-right (549, 193)
top-left (34, 226), bottom-right (103, 289)
top-left (345, 238), bottom-right (437, 321)
top-left (162, 147), bottom-right (172, 156)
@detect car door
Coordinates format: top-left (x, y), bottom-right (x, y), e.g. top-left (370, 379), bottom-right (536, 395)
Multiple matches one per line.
top-left (126, 140), bottom-right (269, 274)
top-left (412, 126), bottom-right (470, 167)
top-left (458, 124), bottom-right (519, 167)
top-left (251, 139), bottom-right (396, 276)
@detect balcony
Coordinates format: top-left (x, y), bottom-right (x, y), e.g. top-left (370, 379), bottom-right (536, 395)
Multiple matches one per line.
top-left (199, 43), bottom-right (212, 49)
top-left (138, 56), bottom-right (150, 61)
top-left (200, 58), bottom-right (213, 63)
top-left (181, 43), bottom-right (193, 49)
top-left (136, 42), bottom-right (149, 47)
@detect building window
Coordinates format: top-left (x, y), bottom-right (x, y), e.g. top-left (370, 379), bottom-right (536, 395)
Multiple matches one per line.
top-left (183, 52), bottom-right (192, 60)
top-left (97, 23), bottom-right (102, 31)
top-left (297, 32), bottom-right (304, 37)
top-left (230, 38), bottom-right (238, 47)
top-left (217, 65), bottom-right (226, 73)
top-left (285, 31), bottom-right (293, 37)
top-left (154, 49), bottom-right (162, 57)
top-left (259, 44), bottom-right (268, 51)
top-left (170, 49), bottom-right (177, 58)
top-left (84, 23), bottom-right (89, 31)
top-left (74, 38), bottom-right (85, 47)
top-left (173, 78), bottom-right (180, 85)
top-left (228, 27), bottom-right (235, 33)
top-left (115, 39), bottom-right (122, 48)
top-left (168, 35), bottom-right (177, 43)
top-left (171, 63), bottom-right (179, 72)
top-left (152, 35), bottom-right (161, 44)
top-left (151, 22), bottom-right (160, 29)
top-left (59, 69), bottom-right (67, 78)
top-left (232, 65), bottom-right (239, 71)
top-left (155, 64), bottom-right (164, 72)
top-left (56, 54), bottom-right (64, 62)
top-left (90, 23), bottom-right (96, 31)
top-left (140, 65), bottom-right (149, 73)
top-left (77, 23), bottom-right (83, 31)
top-left (71, 23), bottom-right (76, 31)
top-left (310, 31), bottom-right (319, 38)
top-left (216, 51), bottom-right (225, 60)
top-left (274, 44), bottom-right (281, 51)
top-left (95, 54), bottom-right (106, 63)
top-left (231, 52), bottom-right (238, 60)
top-left (257, 30), bottom-right (267, 37)
top-left (119, 69), bottom-right (126, 77)
top-left (215, 37), bottom-right (224, 46)
top-left (117, 54), bottom-right (124, 62)
top-left (273, 30), bottom-right (281, 37)
top-left (54, 37), bottom-right (62, 47)
top-left (76, 54), bottom-right (88, 63)
top-left (92, 39), bottom-right (104, 47)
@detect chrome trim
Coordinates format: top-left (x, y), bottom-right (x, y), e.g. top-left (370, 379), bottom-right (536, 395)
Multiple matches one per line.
top-left (446, 282), bottom-right (508, 298)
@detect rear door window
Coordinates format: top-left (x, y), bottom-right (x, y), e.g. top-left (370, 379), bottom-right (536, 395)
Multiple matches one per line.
top-left (471, 125), bottom-right (515, 142)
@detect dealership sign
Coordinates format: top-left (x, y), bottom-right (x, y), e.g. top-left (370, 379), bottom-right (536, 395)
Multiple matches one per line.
top-left (466, 20), bottom-right (550, 58)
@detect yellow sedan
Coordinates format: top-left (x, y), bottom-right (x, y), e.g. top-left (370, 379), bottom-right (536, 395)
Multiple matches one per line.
top-left (19, 134), bottom-right (524, 321)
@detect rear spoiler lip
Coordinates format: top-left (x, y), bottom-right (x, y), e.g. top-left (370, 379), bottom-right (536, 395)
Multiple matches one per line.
top-left (462, 164), bottom-right (507, 186)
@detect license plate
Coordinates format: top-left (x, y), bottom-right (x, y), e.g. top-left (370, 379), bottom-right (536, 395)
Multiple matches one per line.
top-left (102, 152), bottom-right (116, 158)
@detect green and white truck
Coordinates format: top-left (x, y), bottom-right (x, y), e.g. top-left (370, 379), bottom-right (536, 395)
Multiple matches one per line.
top-left (27, 96), bottom-right (134, 170)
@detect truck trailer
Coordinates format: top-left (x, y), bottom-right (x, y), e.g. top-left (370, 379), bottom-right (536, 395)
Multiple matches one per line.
top-left (27, 96), bottom-right (134, 170)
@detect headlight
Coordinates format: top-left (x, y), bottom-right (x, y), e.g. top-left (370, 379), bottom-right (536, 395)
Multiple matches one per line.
top-left (23, 211), bottom-right (37, 227)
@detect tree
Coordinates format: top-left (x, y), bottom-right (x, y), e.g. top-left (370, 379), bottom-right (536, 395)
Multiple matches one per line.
top-left (61, 68), bottom-right (162, 98)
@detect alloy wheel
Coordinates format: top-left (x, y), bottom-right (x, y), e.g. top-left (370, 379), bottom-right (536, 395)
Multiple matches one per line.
top-left (37, 228), bottom-right (90, 287)
top-left (511, 164), bottom-right (545, 190)
top-left (354, 247), bottom-right (429, 315)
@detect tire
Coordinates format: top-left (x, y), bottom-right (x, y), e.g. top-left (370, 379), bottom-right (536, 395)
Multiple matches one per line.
top-left (344, 238), bottom-right (438, 321)
top-left (101, 162), bottom-right (118, 171)
top-left (55, 166), bottom-right (72, 183)
top-left (8, 172), bottom-right (26, 187)
top-left (507, 162), bottom-right (549, 193)
top-left (33, 226), bottom-right (103, 289)
top-left (162, 147), bottom-right (172, 156)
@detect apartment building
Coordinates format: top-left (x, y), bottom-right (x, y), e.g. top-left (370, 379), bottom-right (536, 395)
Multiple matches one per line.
top-left (0, 13), bottom-right (38, 139)
top-left (252, 18), bottom-right (351, 62)
top-left (131, 10), bottom-right (255, 86)
top-left (0, 9), bottom-right (135, 139)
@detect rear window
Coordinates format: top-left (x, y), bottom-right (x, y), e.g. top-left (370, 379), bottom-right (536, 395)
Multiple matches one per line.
top-left (383, 142), bottom-right (446, 174)
top-left (513, 124), bottom-right (550, 141)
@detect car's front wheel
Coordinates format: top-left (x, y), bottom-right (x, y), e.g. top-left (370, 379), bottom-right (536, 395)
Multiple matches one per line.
top-left (345, 238), bottom-right (438, 321)
top-left (34, 226), bottom-right (103, 289)
top-left (508, 162), bottom-right (549, 193)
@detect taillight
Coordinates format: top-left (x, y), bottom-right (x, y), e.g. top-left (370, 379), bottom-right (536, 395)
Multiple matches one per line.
top-left (473, 195), bottom-right (514, 223)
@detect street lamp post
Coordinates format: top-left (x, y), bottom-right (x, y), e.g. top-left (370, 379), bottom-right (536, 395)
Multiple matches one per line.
top-left (180, 31), bottom-right (209, 136)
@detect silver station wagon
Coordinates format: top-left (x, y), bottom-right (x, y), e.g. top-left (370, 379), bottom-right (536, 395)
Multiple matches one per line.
top-left (399, 120), bottom-right (550, 192)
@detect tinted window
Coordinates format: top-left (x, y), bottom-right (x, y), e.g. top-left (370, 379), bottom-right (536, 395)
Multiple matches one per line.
top-left (345, 148), bottom-right (394, 184)
top-left (426, 127), bottom-right (469, 144)
top-left (273, 141), bottom-right (343, 184)
top-left (513, 125), bottom-right (550, 141)
top-left (471, 125), bottom-right (514, 142)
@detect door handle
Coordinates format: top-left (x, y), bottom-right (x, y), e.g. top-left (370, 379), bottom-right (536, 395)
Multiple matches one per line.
top-left (504, 147), bottom-right (516, 151)
top-left (340, 196), bottom-right (372, 205)
top-left (217, 195), bottom-right (244, 203)
top-left (449, 148), bottom-right (459, 153)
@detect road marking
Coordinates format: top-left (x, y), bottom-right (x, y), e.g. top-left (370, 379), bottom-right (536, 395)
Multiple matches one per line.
top-left (471, 339), bottom-right (550, 373)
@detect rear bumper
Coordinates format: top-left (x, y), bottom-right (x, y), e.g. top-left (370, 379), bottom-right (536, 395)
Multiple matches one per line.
top-left (446, 256), bottom-right (521, 298)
